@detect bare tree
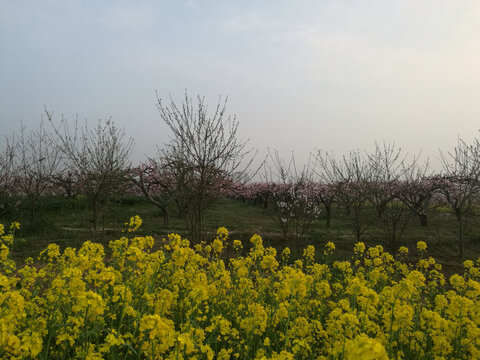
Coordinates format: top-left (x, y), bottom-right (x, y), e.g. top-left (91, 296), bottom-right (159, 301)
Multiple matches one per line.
top-left (398, 161), bottom-right (433, 227)
top-left (15, 121), bottom-right (62, 227)
top-left (439, 137), bottom-right (480, 258)
top-left (0, 133), bottom-right (16, 217)
top-left (341, 150), bottom-right (373, 242)
top-left (314, 149), bottom-right (371, 242)
top-left (50, 168), bottom-right (80, 198)
top-left (156, 92), bottom-right (256, 241)
top-left (312, 182), bottom-right (336, 228)
top-left (46, 110), bottom-right (134, 239)
top-left (312, 150), bottom-right (341, 228)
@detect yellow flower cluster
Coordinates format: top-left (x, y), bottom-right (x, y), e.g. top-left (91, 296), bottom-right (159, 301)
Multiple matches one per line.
top-left (2, 218), bottom-right (480, 359)
top-left (124, 215), bottom-right (142, 232)
top-left (417, 241), bottom-right (427, 251)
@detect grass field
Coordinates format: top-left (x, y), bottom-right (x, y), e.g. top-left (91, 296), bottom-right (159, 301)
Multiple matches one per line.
top-left (3, 195), bottom-right (480, 274)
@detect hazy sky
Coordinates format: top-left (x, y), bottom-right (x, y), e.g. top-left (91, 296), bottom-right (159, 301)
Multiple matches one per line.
top-left (1, 0), bottom-right (480, 168)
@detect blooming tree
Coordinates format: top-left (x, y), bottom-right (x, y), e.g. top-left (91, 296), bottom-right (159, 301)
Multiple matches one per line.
top-left (311, 182), bottom-right (336, 228)
top-left (365, 142), bottom-right (415, 252)
top-left (266, 151), bottom-right (320, 242)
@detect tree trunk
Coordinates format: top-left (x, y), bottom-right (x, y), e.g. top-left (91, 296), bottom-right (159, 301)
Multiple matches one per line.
top-left (30, 199), bottom-right (36, 229)
top-left (353, 206), bottom-right (361, 242)
top-left (325, 205), bottom-right (331, 228)
top-left (92, 198), bottom-right (98, 241)
top-left (458, 216), bottom-right (464, 259)
top-left (419, 213), bottom-right (427, 227)
top-left (163, 207), bottom-right (170, 226)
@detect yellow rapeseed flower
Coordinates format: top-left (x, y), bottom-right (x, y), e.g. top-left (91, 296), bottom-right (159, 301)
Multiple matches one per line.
top-left (345, 334), bottom-right (388, 360)
top-left (417, 241), bottom-right (427, 251)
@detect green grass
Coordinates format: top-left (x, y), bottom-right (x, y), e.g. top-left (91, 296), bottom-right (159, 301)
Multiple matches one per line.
top-left (2, 195), bottom-right (480, 274)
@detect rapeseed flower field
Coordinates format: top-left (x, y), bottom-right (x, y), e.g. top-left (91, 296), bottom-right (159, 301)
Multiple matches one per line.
top-left (1, 217), bottom-right (480, 359)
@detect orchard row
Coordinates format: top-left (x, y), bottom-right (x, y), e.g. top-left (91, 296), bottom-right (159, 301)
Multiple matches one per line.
top-left (1, 97), bottom-right (480, 257)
